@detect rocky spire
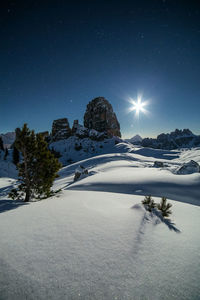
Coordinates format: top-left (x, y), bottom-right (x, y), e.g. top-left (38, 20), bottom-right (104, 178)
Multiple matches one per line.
top-left (84, 97), bottom-right (121, 137)
top-left (51, 118), bottom-right (71, 141)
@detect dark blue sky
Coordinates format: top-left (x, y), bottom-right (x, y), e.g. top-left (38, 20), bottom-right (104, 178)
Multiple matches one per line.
top-left (1, 0), bottom-right (200, 138)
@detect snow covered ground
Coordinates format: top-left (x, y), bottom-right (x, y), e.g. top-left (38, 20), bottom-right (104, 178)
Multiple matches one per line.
top-left (0, 145), bottom-right (200, 299)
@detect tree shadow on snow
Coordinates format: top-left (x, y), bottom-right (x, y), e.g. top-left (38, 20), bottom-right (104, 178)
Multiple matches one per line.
top-left (131, 205), bottom-right (180, 257)
top-left (68, 181), bottom-right (200, 207)
top-left (0, 184), bottom-right (14, 197)
top-left (150, 208), bottom-right (181, 233)
top-left (0, 184), bottom-right (28, 214)
top-left (132, 204), bottom-right (181, 233)
top-left (133, 148), bottom-right (180, 160)
top-left (0, 199), bottom-right (28, 213)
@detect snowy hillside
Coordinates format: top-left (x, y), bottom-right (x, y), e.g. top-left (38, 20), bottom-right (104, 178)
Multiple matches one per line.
top-left (50, 136), bottom-right (124, 166)
top-left (0, 146), bottom-right (200, 299)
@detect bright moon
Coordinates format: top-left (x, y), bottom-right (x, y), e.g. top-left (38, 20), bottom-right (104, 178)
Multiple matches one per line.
top-left (128, 96), bottom-right (148, 117)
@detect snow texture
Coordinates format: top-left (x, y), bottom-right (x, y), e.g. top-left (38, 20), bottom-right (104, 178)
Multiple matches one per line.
top-left (0, 145), bottom-right (200, 299)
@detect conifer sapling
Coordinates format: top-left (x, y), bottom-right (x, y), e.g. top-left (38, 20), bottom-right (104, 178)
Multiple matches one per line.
top-left (157, 197), bottom-right (172, 217)
top-left (142, 195), bottom-right (156, 211)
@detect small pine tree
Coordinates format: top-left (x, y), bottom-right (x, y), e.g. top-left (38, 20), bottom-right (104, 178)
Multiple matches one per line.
top-left (0, 136), bottom-right (4, 151)
top-left (12, 146), bottom-right (20, 165)
top-left (9, 124), bottom-right (62, 202)
top-left (4, 148), bottom-right (8, 160)
top-left (142, 195), bottom-right (156, 211)
top-left (157, 197), bottom-right (172, 217)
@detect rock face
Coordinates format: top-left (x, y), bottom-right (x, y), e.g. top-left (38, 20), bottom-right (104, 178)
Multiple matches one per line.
top-left (153, 161), bottom-right (164, 168)
top-left (142, 129), bottom-right (200, 150)
top-left (74, 165), bottom-right (88, 181)
top-left (72, 120), bottom-right (79, 134)
top-left (177, 160), bottom-right (200, 174)
top-left (51, 118), bottom-right (71, 141)
top-left (84, 97), bottom-right (121, 137)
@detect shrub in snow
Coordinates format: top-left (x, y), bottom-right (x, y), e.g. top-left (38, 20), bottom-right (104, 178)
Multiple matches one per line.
top-left (74, 165), bottom-right (88, 181)
top-left (177, 160), bottom-right (200, 174)
top-left (142, 196), bottom-right (173, 217)
top-left (157, 197), bottom-right (172, 217)
top-left (9, 188), bottom-right (20, 200)
top-left (142, 195), bottom-right (156, 212)
top-left (153, 161), bottom-right (164, 168)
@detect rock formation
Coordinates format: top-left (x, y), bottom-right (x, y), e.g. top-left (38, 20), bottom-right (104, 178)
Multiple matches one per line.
top-left (142, 129), bottom-right (200, 150)
top-left (71, 120), bottom-right (79, 134)
top-left (51, 118), bottom-right (71, 141)
top-left (84, 97), bottom-right (121, 137)
top-left (177, 160), bottom-right (200, 174)
top-left (74, 165), bottom-right (88, 181)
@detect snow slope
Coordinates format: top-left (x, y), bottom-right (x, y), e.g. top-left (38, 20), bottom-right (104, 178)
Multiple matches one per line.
top-left (50, 136), bottom-right (124, 166)
top-left (0, 147), bottom-right (200, 299)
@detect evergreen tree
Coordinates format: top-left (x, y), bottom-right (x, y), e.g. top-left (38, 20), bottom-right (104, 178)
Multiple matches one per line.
top-left (12, 145), bottom-right (20, 165)
top-left (4, 148), bottom-right (8, 160)
top-left (0, 136), bottom-right (4, 151)
top-left (157, 197), bottom-right (172, 217)
top-left (9, 124), bottom-right (62, 202)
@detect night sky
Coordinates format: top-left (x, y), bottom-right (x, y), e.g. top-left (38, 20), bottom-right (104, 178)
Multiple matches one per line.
top-left (1, 0), bottom-right (200, 138)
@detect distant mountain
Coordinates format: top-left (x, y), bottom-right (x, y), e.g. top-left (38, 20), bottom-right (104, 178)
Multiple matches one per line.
top-left (142, 129), bottom-right (200, 150)
top-left (0, 132), bottom-right (16, 148)
top-left (126, 134), bottom-right (142, 144)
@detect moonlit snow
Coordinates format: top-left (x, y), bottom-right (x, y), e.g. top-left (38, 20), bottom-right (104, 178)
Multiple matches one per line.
top-left (0, 143), bottom-right (200, 300)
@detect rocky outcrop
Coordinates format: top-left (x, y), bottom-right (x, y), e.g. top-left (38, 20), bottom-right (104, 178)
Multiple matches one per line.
top-left (153, 161), bottom-right (164, 168)
top-left (142, 129), bottom-right (200, 150)
top-left (71, 120), bottom-right (88, 138)
top-left (177, 160), bottom-right (200, 174)
top-left (51, 118), bottom-right (71, 141)
top-left (84, 97), bottom-right (121, 137)
top-left (74, 165), bottom-right (88, 181)
top-left (72, 120), bottom-right (79, 134)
